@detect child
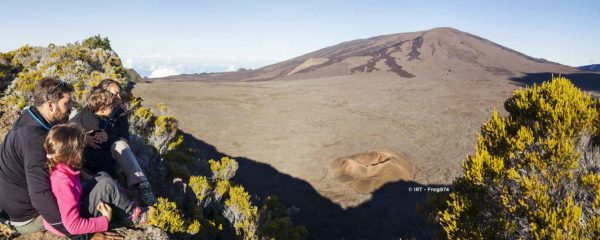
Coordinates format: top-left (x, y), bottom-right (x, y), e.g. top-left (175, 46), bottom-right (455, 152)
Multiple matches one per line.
top-left (70, 89), bottom-right (157, 206)
top-left (43, 124), bottom-right (147, 236)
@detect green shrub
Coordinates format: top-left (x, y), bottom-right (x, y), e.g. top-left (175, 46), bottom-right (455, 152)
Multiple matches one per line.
top-left (167, 134), bottom-right (184, 152)
top-left (189, 176), bottom-right (211, 203)
top-left (225, 185), bottom-right (259, 240)
top-left (209, 157), bottom-right (239, 181)
top-left (164, 161), bottom-right (191, 179)
top-left (215, 180), bottom-right (231, 202)
top-left (260, 196), bottom-right (308, 240)
top-left (149, 198), bottom-right (200, 235)
top-left (82, 34), bottom-right (112, 50)
top-left (434, 76), bottom-right (600, 239)
top-left (150, 198), bottom-right (187, 234)
top-left (154, 115), bottom-right (178, 135)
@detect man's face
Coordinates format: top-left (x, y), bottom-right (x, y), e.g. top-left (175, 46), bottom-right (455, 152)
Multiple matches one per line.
top-left (50, 92), bottom-right (73, 124)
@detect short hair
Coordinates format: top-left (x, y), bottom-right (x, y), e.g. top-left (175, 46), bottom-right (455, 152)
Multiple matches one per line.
top-left (92, 79), bottom-right (121, 93)
top-left (87, 90), bottom-right (114, 113)
top-left (33, 78), bottom-right (74, 107)
top-left (44, 123), bottom-right (85, 172)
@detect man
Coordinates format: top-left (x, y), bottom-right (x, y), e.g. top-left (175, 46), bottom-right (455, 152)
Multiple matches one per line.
top-left (0, 78), bottom-right (121, 239)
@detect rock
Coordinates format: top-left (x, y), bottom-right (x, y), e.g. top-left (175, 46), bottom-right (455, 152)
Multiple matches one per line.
top-left (0, 223), bottom-right (168, 240)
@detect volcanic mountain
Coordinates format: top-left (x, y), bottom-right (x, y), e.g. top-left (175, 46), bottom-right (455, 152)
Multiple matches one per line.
top-left (153, 27), bottom-right (574, 82)
top-left (580, 64), bottom-right (600, 71)
top-left (137, 28), bottom-right (597, 239)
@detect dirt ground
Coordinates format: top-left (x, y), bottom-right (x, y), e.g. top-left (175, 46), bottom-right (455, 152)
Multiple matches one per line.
top-left (134, 70), bottom-right (530, 238)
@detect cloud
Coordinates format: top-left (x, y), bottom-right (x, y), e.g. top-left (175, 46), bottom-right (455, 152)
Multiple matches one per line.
top-left (124, 58), bottom-right (134, 68)
top-left (121, 54), bottom-right (279, 78)
top-left (149, 66), bottom-right (180, 78)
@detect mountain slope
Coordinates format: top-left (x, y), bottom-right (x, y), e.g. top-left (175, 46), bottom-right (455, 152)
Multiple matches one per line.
top-left (152, 27), bottom-right (575, 82)
top-left (579, 64), bottom-right (600, 71)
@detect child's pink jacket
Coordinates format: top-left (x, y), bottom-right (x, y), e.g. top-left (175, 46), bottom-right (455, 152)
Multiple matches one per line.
top-left (43, 163), bottom-right (109, 236)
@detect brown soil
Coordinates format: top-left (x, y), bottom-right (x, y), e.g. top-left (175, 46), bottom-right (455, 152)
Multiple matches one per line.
top-left (329, 150), bottom-right (413, 193)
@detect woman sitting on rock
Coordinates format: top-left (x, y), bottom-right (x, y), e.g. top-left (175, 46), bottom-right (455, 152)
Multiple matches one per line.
top-left (70, 83), bottom-right (157, 207)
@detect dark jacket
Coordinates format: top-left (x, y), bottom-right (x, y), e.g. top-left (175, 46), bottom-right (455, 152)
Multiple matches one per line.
top-left (109, 106), bottom-right (130, 142)
top-left (0, 107), bottom-right (71, 236)
top-left (69, 107), bottom-right (129, 178)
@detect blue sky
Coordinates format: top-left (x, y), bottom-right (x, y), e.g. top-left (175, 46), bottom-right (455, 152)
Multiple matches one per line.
top-left (1, 0), bottom-right (598, 77)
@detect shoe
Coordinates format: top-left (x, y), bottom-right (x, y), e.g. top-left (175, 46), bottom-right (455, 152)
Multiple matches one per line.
top-left (137, 181), bottom-right (157, 206)
top-left (128, 206), bottom-right (150, 226)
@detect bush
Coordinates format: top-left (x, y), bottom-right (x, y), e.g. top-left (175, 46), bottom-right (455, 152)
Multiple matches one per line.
top-left (209, 156), bottom-right (239, 181)
top-left (215, 179), bottom-right (231, 202)
top-left (149, 198), bottom-right (201, 235)
top-left (434, 76), bottom-right (600, 239)
top-left (82, 34), bottom-right (112, 51)
top-left (225, 185), bottom-right (259, 240)
top-left (189, 175), bottom-right (211, 204)
top-left (0, 43), bottom-right (131, 136)
top-left (259, 196), bottom-right (308, 240)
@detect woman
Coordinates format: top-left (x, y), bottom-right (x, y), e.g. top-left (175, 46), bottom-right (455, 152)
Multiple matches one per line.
top-left (71, 80), bottom-right (157, 206)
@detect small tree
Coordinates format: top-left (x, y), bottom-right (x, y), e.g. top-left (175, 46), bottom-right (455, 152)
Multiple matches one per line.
top-left (435, 76), bottom-right (600, 239)
top-left (82, 34), bottom-right (111, 50)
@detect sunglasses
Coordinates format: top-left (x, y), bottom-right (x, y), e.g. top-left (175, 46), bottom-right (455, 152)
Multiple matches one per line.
top-left (48, 80), bottom-right (67, 93)
top-left (108, 90), bottom-right (121, 96)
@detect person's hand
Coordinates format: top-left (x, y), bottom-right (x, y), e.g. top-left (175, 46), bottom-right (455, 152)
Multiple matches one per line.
top-left (96, 202), bottom-right (112, 222)
top-left (85, 130), bottom-right (102, 149)
top-left (95, 130), bottom-right (108, 143)
top-left (91, 231), bottom-right (123, 240)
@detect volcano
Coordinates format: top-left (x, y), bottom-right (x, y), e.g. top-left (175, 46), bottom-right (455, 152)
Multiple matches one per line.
top-left (136, 27), bottom-right (598, 239)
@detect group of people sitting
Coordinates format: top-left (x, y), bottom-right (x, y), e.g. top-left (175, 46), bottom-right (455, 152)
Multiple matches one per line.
top-left (0, 78), bottom-right (158, 238)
